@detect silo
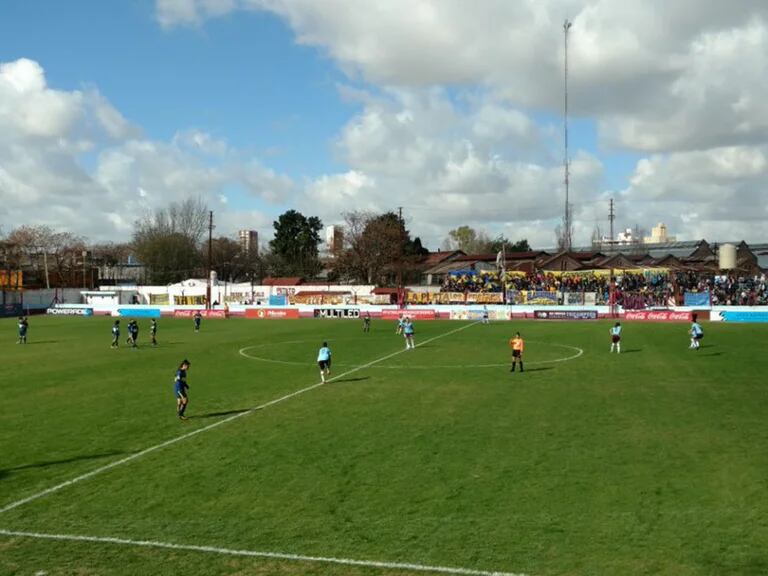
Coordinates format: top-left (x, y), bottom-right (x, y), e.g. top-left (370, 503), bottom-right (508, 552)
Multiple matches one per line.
top-left (719, 243), bottom-right (737, 270)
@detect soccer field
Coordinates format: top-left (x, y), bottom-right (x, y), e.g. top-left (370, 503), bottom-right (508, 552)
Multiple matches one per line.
top-left (1, 315), bottom-right (767, 576)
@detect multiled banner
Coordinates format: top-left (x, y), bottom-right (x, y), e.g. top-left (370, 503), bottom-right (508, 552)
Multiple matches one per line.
top-left (534, 310), bottom-right (598, 320)
top-left (313, 308), bottom-right (360, 319)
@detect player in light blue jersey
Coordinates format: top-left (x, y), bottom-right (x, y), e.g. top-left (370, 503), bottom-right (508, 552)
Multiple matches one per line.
top-left (317, 341), bottom-right (332, 382)
top-left (610, 322), bottom-right (622, 353)
top-left (395, 314), bottom-right (405, 335)
top-left (403, 318), bottom-right (415, 350)
top-left (689, 314), bottom-right (704, 350)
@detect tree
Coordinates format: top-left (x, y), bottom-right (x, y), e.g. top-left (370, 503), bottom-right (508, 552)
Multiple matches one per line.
top-left (133, 197), bottom-right (208, 283)
top-left (445, 225), bottom-right (490, 254)
top-left (208, 236), bottom-right (263, 283)
top-left (486, 235), bottom-right (531, 254)
top-left (332, 211), bottom-right (425, 285)
top-left (268, 210), bottom-right (323, 278)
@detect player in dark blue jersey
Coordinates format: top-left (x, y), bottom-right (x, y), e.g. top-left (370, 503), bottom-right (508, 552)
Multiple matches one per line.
top-left (194, 311), bottom-right (202, 332)
top-left (175, 359), bottom-right (191, 419)
top-left (17, 316), bottom-right (28, 344)
top-left (150, 319), bottom-right (158, 346)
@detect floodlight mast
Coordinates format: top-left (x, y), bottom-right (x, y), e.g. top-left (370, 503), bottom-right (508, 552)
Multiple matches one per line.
top-left (563, 19), bottom-right (573, 251)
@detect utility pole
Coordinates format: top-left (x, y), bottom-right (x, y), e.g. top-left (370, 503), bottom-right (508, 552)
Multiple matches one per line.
top-left (397, 207), bottom-right (404, 307)
top-left (207, 210), bottom-right (214, 310)
top-left (562, 19), bottom-right (573, 251)
top-left (609, 197), bottom-right (615, 248)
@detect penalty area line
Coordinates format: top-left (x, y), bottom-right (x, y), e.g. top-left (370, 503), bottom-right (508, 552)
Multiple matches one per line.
top-left (0, 322), bottom-right (479, 515)
top-left (0, 528), bottom-right (527, 576)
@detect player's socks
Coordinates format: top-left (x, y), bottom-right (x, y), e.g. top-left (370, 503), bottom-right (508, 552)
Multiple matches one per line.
top-left (520, 362), bottom-right (524, 372)
top-left (617, 344), bottom-right (621, 353)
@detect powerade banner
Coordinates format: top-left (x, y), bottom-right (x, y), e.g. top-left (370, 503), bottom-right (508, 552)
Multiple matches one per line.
top-left (47, 307), bottom-right (94, 316)
top-left (507, 290), bottom-right (558, 305)
top-left (314, 308), bottom-right (360, 319)
top-left (382, 309), bottom-right (437, 320)
top-left (684, 291), bottom-right (711, 306)
top-left (117, 308), bottom-right (161, 318)
top-left (534, 310), bottom-right (598, 320)
top-left (245, 308), bottom-right (300, 319)
top-left (269, 295), bottom-right (287, 306)
top-left (717, 311), bottom-right (768, 323)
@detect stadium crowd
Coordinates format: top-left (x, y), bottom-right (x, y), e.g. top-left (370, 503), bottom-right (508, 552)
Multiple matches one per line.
top-left (439, 269), bottom-right (768, 306)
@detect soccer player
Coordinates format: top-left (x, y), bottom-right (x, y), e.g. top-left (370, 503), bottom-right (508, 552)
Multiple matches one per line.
top-left (17, 316), bottom-right (28, 344)
top-left (395, 314), bottom-right (404, 335)
top-left (610, 322), bottom-right (622, 353)
top-left (363, 312), bottom-right (371, 333)
top-left (689, 315), bottom-right (704, 350)
top-left (482, 306), bottom-right (490, 325)
top-left (403, 318), bottom-right (415, 350)
top-left (150, 319), bottom-right (158, 347)
top-left (111, 320), bottom-right (120, 349)
top-left (174, 359), bottom-right (191, 420)
top-left (509, 332), bottom-right (524, 372)
top-left (317, 342), bottom-right (332, 383)
top-left (130, 320), bottom-right (139, 348)
top-left (194, 311), bottom-right (202, 332)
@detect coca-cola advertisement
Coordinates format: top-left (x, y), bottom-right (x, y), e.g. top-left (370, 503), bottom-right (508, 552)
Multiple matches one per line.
top-left (381, 309), bottom-right (437, 320)
top-left (623, 310), bottom-right (692, 322)
top-left (174, 309), bottom-right (229, 319)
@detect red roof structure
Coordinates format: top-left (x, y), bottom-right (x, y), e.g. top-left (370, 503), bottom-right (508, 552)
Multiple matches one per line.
top-left (262, 277), bottom-right (303, 286)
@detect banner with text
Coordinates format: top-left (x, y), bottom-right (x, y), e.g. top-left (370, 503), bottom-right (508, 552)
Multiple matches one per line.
top-left (245, 308), bottom-right (300, 319)
top-left (534, 310), bottom-right (598, 320)
top-left (382, 309), bottom-right (437, 320)
top-left (623, 310), bottom-right (692, 322)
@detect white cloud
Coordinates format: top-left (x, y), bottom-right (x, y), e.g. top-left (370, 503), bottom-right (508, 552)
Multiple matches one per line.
top-left (0, 58), bottom-right (293, 243)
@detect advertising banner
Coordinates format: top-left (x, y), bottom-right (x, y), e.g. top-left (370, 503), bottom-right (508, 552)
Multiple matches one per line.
top-left (245, 308), bottom-right (300, 319)
top-left (382, 309), bottom-right (437, 320)
top-left (450, 309), bottom-right (509, 321)
top-left (118, 308), bottom-right (161, 318)
top-left (173, 309), bottom-right (228, 319)
top-left (583, 292), bottom-right (598, 306)
top-left (1, 303), bottom-right (23, 317)
top-left (623, 310), bottom-right (692, 322)
top-left (684, 292), bottom-right (711, 307)
top-left (716, 311), bottom-right (768, 323)
top-left (46, 307), bottom-right (94, 316)
top-left (313, 308), bottom-right (360, 319)
top-left (534, 310), bottom-right (598, 320)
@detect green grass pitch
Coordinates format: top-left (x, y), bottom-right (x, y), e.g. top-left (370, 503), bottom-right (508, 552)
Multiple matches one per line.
top-left (1, 315), bottom-right (767, 575)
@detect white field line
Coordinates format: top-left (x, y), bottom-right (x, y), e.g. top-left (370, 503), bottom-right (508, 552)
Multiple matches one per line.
top-left (0, 528), bottom-right (527, 576)
top-left (0, 322), bottom-right (479, 515)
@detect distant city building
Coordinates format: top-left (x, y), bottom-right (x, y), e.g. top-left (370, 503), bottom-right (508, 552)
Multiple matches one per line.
top-left (238, 230), bottom-right (259, 255)
top-left (644, 222), bottom-right (676, 244)
top-left (325, 225), bottom-right (344, 252)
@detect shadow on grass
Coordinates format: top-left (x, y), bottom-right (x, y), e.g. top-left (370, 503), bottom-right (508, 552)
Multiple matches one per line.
top-left (621, 349), bottom-right (642, 354)
top-left (27, 341), bottom-right (59, 345)
top-left (0, 450), bottom-right (130, 477)
top-left (332, 376), bottom-right (371, 384)
top-left (520, 366), bottom-right (554, 373)
top-left (189, 408), bottom-right (251, 420)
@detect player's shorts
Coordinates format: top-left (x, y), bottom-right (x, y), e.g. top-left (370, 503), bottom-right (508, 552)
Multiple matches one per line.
top-left (694, 334), bottom-right (704, 340)
top-left (318, 360), bottom-right (329, 370)
top-left (174, 385), bottom-right (187, 399)
top-left (512, 350), bottom-right (521, 358)
top-left (612, 335), bottom-right (621, 343)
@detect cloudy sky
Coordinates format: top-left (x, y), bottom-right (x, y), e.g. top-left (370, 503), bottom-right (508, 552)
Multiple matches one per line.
top-left (1, 0), bottom-right (767, 250)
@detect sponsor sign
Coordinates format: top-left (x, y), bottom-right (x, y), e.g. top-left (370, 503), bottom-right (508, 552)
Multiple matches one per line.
top-left (534, 310), bottom-right (598, 320)
top-left (314, 308), bottom-right (360, 319)
top-left (118, 308), bottom-right (162, 318)
top-left (245, 308), bottom-right (300, 319)
top-left (717, 311), bottom-right (768, 323)
top-left (623, 310), bottom-right (692, 322)
top-left (46, 307), bottom-right (94, 316)
top-left (173, 309), bottom-right (229, 319)
top-left (268, 295), bottom-right (287, 306)
top-left (381, 309), bottom-right (437, 320)
top-left (1, 303), bottom-right (23, 317)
